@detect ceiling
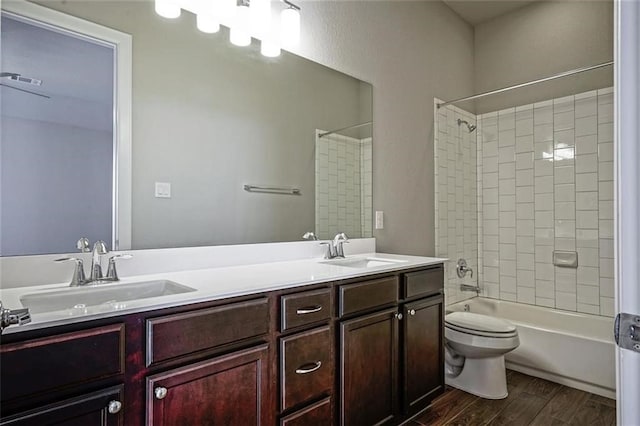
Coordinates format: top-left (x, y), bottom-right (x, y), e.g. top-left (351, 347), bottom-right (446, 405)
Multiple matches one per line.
top-left (1, 14), bottom-right (114, 131)
top-left (442, 0), bottom-right (537, 26)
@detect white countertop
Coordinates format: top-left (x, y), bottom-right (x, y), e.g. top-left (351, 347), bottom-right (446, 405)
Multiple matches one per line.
top-left (0, 253), bottom-right (446, 334)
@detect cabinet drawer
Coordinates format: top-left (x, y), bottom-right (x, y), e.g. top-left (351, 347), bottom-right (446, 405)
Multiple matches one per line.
top-left (403, 266), bottom-right (443, 299)
top-left (281, 288), bottom-right (331, 332)
top-left (339, 276), bottom-right (398, 317)
top-left (280, 396), bottom-right (332, 426)
top-left (0, 324), bottom-right (124, 404)
top-left (0, 385), bottom-right (124, 426)
top-left (147, 298), bottom-right (268, 366)
top-left (280, 326), bottom-right (333, 412)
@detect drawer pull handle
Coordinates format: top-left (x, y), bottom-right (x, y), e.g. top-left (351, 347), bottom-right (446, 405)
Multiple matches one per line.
top-left (296, 305), bottom-right (322, 315)
top-left (155, 387), bottom-right (168, 400)
top-left (295, 361), bottom-right (322, 374)
top-left (107, 400), bottom-right (122, 414)
top-left (408, 309), bottom-right (416, 316)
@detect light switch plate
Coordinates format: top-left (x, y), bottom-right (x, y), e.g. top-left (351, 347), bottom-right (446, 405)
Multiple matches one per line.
top-left (375, 211), bottom-right (384, 229)
top-left (155, 182), bottom-right (171, 198)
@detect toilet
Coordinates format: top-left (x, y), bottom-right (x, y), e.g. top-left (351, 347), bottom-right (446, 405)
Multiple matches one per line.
top-left (444, 311), bottom-right (520, 399)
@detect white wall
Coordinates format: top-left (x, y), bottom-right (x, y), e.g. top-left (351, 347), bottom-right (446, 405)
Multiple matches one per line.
top-left (0, 116), bottom-right (113, 255)
top-left (32, 0), bottom-right (475, 256)
top-left (473, 0), bottom-right (614, 113)
top-left (293, 1), bottom-right (475, 256)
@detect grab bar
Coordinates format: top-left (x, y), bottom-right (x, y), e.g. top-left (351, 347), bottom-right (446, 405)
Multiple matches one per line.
top-left (243, 184), bottom-right (301, 195)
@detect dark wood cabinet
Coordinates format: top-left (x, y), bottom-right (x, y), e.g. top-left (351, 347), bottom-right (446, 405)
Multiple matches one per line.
top-left (338, 268), bottom-right (445, 426)
top-left (403, 295), bottom-right (444, 414)
top-left (146, 344), bottom-right (271, 426)
top-left (280, 396), bottom-right (332, 426)
top-left (340, 307), bottom-right (400, 426)
top-left (280, 326), bottom-right (333, 412)
top-left (1, 264), bottom-right (444, 426)
top-left (0, 386), bottom-right (124, 426)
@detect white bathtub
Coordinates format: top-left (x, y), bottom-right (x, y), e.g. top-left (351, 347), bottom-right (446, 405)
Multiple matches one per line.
top-left (447, 297), bottom-right (616, 399)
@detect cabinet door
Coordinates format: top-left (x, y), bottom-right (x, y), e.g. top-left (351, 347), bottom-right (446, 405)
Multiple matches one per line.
top-left (147, 344), bottom-right (270, 426)
top-left (340, 307), bottom-right (399, 426)
top-left (0, 386), bottom-right (123, 426)
top-left (403, 295), bottom-right (444, 414)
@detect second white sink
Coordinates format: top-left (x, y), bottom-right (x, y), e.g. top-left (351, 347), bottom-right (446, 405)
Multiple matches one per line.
top-left (320, 257), bottom-right (408, 269)
top-left (20, 280), bottom-right (196, 314)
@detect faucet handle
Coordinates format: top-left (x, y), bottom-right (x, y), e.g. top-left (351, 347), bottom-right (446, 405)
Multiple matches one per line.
top-left (105, 254), bottom-right (132, 281)
top-left (302, 232), bottom-right (319, 241)
top-left (333, 232), bottom-right (349, 242)
top-left (76, 237), bottom-right (90, 253)
top-left (319, 242), bottom-right (336, 259)
top-left (55, 257), bottom-right (88, 286)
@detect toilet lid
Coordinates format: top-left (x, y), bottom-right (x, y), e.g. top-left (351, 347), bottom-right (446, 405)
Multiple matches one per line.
top-left (445, 312), bottom-right (516, 334)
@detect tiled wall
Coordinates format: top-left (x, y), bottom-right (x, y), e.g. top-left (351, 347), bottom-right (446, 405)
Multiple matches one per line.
top-left (434, 101), bottom-right (479, 305)
top-left (360, 137), bottom-right (373, 238)
top-left (315, 132), bottom-right (372, 240)
top-left (478, 88), bottom-right (614, 316)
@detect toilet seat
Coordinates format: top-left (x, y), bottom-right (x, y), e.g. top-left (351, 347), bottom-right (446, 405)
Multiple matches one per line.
top-left (445, 312), bottom-right (517, 338)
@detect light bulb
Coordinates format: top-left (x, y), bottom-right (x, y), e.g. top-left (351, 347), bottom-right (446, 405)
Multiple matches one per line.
top-left (197, 14), bottom-right (220, 33)
top-left (250, 0), bottom-right (271, 39)
top-left (280, 7), bottom-right (300, 48)
top-left (155, 0), bottom-right (181, 19)
top-left (261, 38), bottom-right (280, 57)
top-left (219, 0), bottom-right (237, 20)
top-left (230, 4), bottom-right (251, 47)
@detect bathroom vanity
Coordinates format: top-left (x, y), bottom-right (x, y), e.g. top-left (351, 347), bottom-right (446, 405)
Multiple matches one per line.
top-left (0, 258), bottom-right (444, 425)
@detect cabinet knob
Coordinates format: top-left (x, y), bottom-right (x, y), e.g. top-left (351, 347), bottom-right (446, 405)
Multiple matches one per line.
top-left (107, 400), bottom-right (122, 414)
top-left (394, 312), bottom-right (403, 320)
top-left (155, 387), bottom-right (168, 400)
top-left (408, 309), bottom-right (416, 316)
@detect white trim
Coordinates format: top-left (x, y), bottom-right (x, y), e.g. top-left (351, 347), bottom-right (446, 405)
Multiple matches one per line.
top-left (1, 0), bottom-right (133, 250)
top-left (615, 0), bottom-right (640, 424)
top-left (506, 362), bottom-right (616, 400)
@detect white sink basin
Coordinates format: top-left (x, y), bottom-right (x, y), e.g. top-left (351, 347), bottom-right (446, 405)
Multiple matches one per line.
top-left (20, 280), bottom-right (196, 314)
top-left (320, 257), bottom-right (409, 268)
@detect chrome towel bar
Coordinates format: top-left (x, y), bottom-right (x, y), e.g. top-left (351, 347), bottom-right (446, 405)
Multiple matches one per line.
top-left (243, 185), bottom-right (301, 195)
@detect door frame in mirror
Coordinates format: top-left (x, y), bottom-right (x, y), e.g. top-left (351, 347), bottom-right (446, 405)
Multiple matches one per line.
top-left (2, 0), bottom-right (132, 251)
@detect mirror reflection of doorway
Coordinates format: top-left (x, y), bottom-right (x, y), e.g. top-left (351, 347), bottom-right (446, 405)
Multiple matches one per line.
top-left (1, 12), bottom-right (115, 256)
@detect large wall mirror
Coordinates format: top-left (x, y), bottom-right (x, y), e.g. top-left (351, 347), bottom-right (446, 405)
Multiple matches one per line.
top-left (0, 0), bottom-right (373, 256)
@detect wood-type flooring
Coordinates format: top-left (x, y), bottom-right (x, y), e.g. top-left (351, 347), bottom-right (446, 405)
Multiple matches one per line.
top-left (410, 370), bottom-right (616, 426)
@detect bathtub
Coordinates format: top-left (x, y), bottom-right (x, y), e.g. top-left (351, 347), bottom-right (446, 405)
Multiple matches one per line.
top-left (447, 297), bottom-right (616, 399)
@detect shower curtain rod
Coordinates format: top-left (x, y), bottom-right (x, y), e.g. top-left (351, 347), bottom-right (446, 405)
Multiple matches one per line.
top-left (318, 121), bottom-right (372, 138)
top-left (437, 61), bottom-right (613, 109)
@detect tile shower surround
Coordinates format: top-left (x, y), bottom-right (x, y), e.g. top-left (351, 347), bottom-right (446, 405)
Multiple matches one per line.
top-left (435, 88), bottom-right (614, 316)
top-left (434, 102), bottom-right (479, 305)
top-left (315, 132), bottom-right (373, 240)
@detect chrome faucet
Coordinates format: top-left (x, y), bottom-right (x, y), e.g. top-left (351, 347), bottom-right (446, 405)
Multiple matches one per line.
top-left (302, 232), bottom-right (319, 241)
top-left (456, 258), bottom-right (474, 279)
top-left (55, 239), bottom-right (131, 286)
top-left (90, 240), bottom-right (108, 282)
top-left (321, 232), bottom-right (350, 259)
top-left (0, 301), bottom-right (31, 333)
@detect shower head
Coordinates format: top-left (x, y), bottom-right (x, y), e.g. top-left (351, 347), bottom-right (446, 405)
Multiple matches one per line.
top-left (457, 118), bottom-right (476, 133)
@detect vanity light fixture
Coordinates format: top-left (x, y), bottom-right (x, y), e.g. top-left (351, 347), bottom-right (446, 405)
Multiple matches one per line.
top-left (229, 1), bottom-right (251, 46)
top-left (280, 1), bottom-right (300, 49)
top-left (155, 0), bottom-right (181, 19)
top-left (153, 0), bottom-right (301, 57)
